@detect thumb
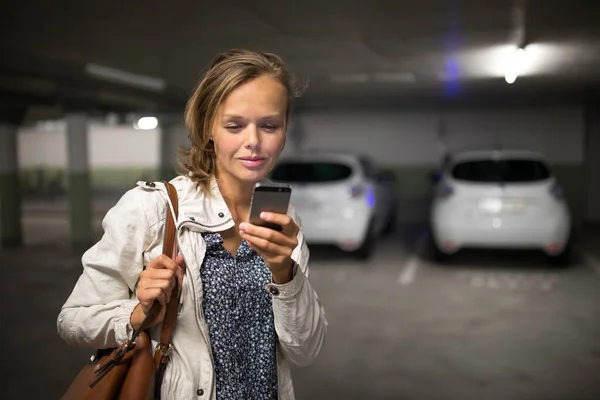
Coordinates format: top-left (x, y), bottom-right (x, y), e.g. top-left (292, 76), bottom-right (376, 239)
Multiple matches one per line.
top-left (175, 253), bottom-right (186, 289)
top-left (175, 253), bottom-right (186, 269)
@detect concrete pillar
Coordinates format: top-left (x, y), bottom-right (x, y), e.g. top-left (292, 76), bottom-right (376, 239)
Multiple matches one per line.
top-left (0, 123), bottom-right (22, 247)
top-left (159, 116), bottom-right (182, 181)
top-left (585, 98), bottom-right (600, 224)
top-left (0, 105), bottom-right (26, 247)
top-left (66, 113), bottom-right (92, 246)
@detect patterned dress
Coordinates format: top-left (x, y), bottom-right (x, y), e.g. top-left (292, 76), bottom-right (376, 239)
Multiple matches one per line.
top-left (200, 232), bottom-right (278, 400)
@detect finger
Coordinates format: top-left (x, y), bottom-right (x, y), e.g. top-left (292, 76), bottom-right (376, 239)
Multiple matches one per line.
top-left (148, 280), bottom-right (174, 303)
top-left (259, 212), bottom-right (299, 234)
top-left (174, 253), bottom-right (186, 285)
top-left (242, 230), bottom-right (293, 257)
top-left (244, 239), bottom-right (280, 262)
top-left (239, 223), bottom-right (297, 247)
top-left (139, 287), bottom-right (167, 307)
top-left (147, 254), bottom-right (179, 271)
top-left (142, 268), bottom-right (176, 281)
top-left (175, 254), bottom-right (186, 269)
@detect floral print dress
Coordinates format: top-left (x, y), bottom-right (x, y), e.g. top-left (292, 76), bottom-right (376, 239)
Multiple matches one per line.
top-left (200, 232), bottom-right (278, 399)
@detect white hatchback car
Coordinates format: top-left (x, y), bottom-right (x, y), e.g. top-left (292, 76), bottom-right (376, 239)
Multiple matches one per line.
top-left (269, 152), bottom-right (397, 258)
top-left (430, 149), bottom-right (572, 265)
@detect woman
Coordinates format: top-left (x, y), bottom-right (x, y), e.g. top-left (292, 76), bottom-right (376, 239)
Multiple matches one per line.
top-left (57, 49), bottom-right (327, 400)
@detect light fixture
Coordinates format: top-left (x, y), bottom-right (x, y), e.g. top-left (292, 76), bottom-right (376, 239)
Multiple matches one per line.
top-left (330, 73), bottom-right (370, 84)
top-left (505, 47), bottom-right (527, 84)
top-left (372, 72), bottom-right (416, 83)
top-left (134, 117), bottom-right (158, 130)
top-left (85, 63), bottom-right (166, 92)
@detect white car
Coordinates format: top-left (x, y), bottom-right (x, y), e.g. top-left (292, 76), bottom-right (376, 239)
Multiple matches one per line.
top-left (429, 149), bottom-right (572, 265)
top-left (270, 152), bottom-right (397, 258)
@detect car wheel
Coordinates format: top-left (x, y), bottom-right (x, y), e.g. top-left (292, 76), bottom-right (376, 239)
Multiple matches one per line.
top-left (353, 221), bottom-right (375, 260)
top-left (382, 208), bottom-right (397, 235)
top-left (430, 236), bottom-right (452, 264)
top-left (547, 244), bottom-right (572, 267)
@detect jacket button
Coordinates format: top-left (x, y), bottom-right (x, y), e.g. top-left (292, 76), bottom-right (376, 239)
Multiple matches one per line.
top-left (197, 388), bottom-right (204, 396)
top-left (218, 212), bottom-right (224, 218)
top-left (146, 181), bottom-right (155, 188)
top-left (269, 286), bottom-right (280, 296)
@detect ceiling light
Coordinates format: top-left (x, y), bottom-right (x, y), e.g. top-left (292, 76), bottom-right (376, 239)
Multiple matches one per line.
top-left (330, 72), bottom-right (416, 84)
top-left (372, 72), bottom-right (416, 83)
top-left (134, 117), bottom-right (158, 130)
top-left (85, 63), bottom-right (166, 92)
top-left (330, 73), bottom-right (370, 84)
top-left (505, 47), bottom-right (527, 84)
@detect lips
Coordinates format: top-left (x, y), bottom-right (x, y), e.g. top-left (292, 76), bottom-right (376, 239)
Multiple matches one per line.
top-left (239, 156), bottom-right (267, 168)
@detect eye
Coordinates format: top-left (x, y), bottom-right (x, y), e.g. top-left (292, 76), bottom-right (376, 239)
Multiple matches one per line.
top-left (262, 124), bottom-right (278, 133)
top-left (225, 124), bottom-right (243, 132)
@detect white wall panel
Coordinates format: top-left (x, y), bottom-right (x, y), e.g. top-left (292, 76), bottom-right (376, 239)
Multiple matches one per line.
top-left (295, 111), bottom-right (440, 166)
top-left (445, 107), bottom-right (584, 164)
top-left (295, 106), bottom-right (584, 166)
top-left (18, 128), bottom-right (67, 168)
top-left (17, 106), bottom-right (584, 170)
top-left (89, 125), bottom-right (160, 167)
top-left (18, 124), bottom-right (161, 168)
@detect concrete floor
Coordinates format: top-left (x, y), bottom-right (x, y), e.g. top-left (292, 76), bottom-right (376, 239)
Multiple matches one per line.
top-left (1, 206), bottom-right (600, 399)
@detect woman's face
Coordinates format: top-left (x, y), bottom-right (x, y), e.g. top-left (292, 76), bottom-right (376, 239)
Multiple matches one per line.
top-left (211, 74), bottom-right (287, 186)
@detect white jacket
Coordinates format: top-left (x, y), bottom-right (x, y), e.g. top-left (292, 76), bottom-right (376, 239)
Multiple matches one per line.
top-left (57, 176), bottom-right (328, 400)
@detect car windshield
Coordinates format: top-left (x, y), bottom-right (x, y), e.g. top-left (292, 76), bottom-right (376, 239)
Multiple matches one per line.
top-left (451, 159), bottom-right (551, 183)
top-left (270, 161), bottom-right (353, 183)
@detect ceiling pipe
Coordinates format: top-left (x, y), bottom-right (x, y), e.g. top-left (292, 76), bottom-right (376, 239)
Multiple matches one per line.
top-left (510, 0), bottom-right (528, 49)
top-left (505, 0), bottom-right (529, 84)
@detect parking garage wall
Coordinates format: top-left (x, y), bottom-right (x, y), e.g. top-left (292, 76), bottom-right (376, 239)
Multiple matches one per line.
top-left (292, 106), bottom-right (585, 227)
top-left (17, 106), bottom-right (586, 226)
top-left (17, 123), bottom-right (162, 197)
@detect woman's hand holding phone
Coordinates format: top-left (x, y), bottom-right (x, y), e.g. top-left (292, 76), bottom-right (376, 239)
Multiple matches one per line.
top-left (239, 212), bottom-right (299, 284)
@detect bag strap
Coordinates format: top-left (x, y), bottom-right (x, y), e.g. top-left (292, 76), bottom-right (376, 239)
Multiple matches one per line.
top-left (153, 181), bottom-right (181, 368)
top-left (129, 181), bottom-right (180, 357)
top-left (90, 182), bottom-right (181, 392)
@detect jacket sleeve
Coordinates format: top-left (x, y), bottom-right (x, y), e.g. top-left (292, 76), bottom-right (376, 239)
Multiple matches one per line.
top-left (267, 207), bottom-right (328, 367)
top-left (57, 187), bottom-right (154, 349)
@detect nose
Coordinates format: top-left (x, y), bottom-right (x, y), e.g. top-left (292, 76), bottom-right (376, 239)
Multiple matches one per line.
top-left (245, 124), bottom-right (260, 150)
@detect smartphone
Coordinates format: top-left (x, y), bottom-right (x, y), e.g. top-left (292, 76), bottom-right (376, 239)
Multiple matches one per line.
top-left (248, 182), bottom-right (292, 232)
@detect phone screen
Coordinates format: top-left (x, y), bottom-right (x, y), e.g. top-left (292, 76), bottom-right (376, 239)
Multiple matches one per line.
top-left (248, 183), bottom-right (292, 231)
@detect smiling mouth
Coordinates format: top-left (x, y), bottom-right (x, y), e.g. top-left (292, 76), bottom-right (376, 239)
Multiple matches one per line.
top-left (240, 157), bottom-right (266, 161)
top-left (239, 157), bottom-right (267, 168)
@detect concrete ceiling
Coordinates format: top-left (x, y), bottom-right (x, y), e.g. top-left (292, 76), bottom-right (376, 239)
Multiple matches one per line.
top-left (1, 0), bottom-right (600, 114)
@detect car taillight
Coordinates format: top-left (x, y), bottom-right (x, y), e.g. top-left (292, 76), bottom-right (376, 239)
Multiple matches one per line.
top-left (349, 184), bottom-right (375, 207)
top-left (550, 183), bottom-right (564, 200)
top-left (349, 184), bottom-right (364, 198)
top-left (437, 184), bottom-right (454, 199)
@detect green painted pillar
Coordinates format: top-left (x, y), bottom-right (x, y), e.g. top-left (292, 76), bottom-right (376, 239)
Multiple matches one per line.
top-left (66, 113), bottom-right (92, 247)
top-left (0, 122), bottom-right (22, 247)
top-left (159, 117), bottom-right (181, 181)
top-left (585, 98), bottom-right (600, 224)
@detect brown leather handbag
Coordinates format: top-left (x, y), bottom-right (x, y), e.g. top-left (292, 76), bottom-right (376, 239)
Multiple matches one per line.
top-left (62, 182), bottom-right (180, 400)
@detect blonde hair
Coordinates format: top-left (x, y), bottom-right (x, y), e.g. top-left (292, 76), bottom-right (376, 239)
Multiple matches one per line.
top-left (179, 49), bottom-right (303, 191)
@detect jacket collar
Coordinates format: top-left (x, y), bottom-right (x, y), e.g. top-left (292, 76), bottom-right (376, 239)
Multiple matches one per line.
top-left (170, 175), bottom-right (235, 232)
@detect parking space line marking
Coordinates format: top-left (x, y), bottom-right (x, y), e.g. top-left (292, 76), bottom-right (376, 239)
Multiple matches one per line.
top-left (584, 253), bottom-right (600, 278)
top-left (398, 255), bottom-right (419, 285)
top-left (398, 233), bottom-right (428, 286)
